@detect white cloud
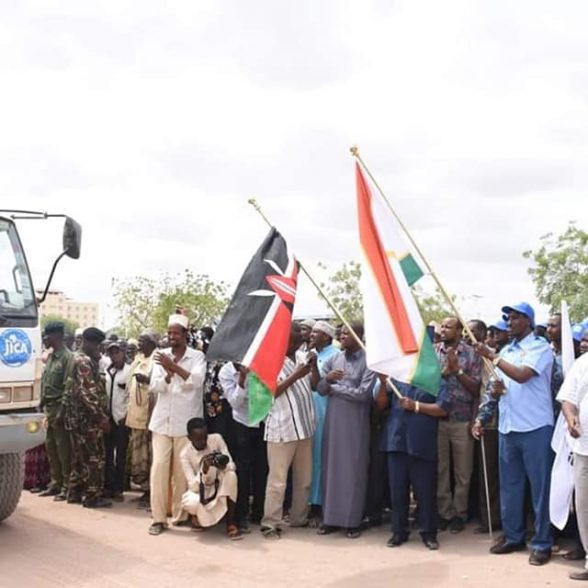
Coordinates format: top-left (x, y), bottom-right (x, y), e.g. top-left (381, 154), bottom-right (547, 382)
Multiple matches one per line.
top-left (1, 0), bottom-right (587, 329)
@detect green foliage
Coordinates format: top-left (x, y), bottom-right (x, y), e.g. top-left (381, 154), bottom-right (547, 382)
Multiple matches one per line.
top-left (40, 314), bottom-right (79, 335)
top-left (318, 260), bottom-right (363, 322)
top-left (113, 270), bottom-right (229, 338)
top-left (318, 260), bottom-right (454, 325)
top-left (523, 222), bottom-right (588, 321)
top-left (412, 285), bottom-right (456, 325)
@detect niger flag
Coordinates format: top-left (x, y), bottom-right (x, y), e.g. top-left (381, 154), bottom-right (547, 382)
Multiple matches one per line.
top-left (206, 228), bottom-right (298, 423)
top-left (356, 163), bottom-right (441, 395)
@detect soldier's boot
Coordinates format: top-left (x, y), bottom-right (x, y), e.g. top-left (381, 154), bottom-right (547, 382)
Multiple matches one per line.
top-left (83, 497), bottom-right (112, 509)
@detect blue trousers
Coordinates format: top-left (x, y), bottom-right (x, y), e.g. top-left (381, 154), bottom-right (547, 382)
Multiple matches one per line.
top-left (499, 426), bottom-right (553, 551)
top-left (387, 452), bottom-right (437, 538)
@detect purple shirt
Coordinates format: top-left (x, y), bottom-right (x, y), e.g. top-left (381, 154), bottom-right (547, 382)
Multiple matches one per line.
top-left (434, 341), bottom-right (482, 422)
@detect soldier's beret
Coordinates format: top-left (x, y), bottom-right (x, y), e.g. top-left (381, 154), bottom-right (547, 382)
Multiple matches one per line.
top-left (44, 321), bottom-right (65, 336)
top-left (83, 327), bottom-right (106, 344)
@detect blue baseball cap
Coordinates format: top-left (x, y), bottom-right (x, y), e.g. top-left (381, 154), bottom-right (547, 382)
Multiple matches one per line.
top-left (572, 324), bottom-right (586, 343)
top-left (491, 319), bottom-right (508, 332)
top-left (501, 302), bottom-right (535, 328)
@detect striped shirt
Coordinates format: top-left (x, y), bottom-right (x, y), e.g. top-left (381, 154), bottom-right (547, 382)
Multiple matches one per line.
top-left (264, 356), bottom-right (316, 443)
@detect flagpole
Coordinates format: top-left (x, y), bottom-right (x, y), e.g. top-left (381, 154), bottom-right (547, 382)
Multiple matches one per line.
top-left (248, 197), bottom-right (404, 400)
top-left (350, 145), bottom-right (500, 380)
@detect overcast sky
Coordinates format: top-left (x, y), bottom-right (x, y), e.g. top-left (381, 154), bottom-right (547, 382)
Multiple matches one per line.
top-left (1, 0), bottom-right (587, 329)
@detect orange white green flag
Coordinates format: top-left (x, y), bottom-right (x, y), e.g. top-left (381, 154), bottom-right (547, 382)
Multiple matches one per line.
top-left (355, 162), bottom-right (441, 396)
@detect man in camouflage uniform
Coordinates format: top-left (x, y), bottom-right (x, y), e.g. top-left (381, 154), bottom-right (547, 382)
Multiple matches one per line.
top-left (63, 327), bottom-right (112, 508)
top-left (39, 322), bottom-right (74, 501)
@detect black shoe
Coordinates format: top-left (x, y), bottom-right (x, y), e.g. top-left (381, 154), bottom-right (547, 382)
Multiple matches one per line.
top-left (490, 540), bottom-right (527, 554)
top-left (53, 492), bottom-right (67, 502)
top-left (172, 518), bottom-right (192, 528)
top-left (564, 548), bottom-right (586, 561)
top-left (83, 497), bottom-right (113, 509)
top-left (39, 486), bottom-right (61, 497)
top-left (438, 517), bottom-right (450, 531)
top-left (423, 537), bottom-right (439, 550)
top-left (67, 494), bottom-right (82, 504)
top-left (569, 570), bottom-right (588, 581)
top-left (449, 517), bottom-right (465, 534)
top-left (387, 533), bottom-right (409, 548)
top-left (529, 549), bottom-right (551, 566)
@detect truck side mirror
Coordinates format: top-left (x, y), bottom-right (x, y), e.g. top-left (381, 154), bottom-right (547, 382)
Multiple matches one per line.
top-left (63, 216), bottom-right (82, 259)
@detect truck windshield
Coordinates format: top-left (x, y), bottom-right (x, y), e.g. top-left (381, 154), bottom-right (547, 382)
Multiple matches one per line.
top-left (0, 219), bottom-right (37, 321)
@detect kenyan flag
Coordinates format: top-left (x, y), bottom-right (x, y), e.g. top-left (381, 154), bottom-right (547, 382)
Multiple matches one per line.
top-left (206, 228), bottom-right (298, 424)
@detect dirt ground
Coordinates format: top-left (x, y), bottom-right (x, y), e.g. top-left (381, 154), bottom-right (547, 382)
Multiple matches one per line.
top-left (0, 491), bottom-right (584, 588)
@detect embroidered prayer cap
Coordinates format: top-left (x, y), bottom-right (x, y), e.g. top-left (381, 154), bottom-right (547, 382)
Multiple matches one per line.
top-left (168, 313), bottom-right (190, 329)
top-left (313, 320), bottom-right (336, 339)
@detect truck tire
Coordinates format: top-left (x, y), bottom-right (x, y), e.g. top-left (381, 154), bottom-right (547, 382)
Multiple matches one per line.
top-left (0, 453), bottom-right (24, 522)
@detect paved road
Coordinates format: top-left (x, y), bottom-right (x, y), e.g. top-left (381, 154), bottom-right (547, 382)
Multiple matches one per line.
top-left (0, 492), bottom-right (582, 587)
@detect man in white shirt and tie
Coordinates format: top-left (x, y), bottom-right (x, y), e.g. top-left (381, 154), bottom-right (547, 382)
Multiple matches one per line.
top-left (148, 314), bottom-right (207, 536)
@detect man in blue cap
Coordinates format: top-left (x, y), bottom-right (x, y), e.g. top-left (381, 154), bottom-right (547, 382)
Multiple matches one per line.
top-left (474, 302), bottom-right (554, 565)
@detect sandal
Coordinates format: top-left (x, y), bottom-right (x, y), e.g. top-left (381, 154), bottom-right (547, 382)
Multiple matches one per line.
top-left (227, 524), bottom-right (244, 541)
top-left (261, 526), bottom-right (281, 540)
top-left (346, 527), bottom-right (361, 539)
top-left (317, 524), bottom-right (338, 535)
top-left (148, 523), bottom-right (166, 536)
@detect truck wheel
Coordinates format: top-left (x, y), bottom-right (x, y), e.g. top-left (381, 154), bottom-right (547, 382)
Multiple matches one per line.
top-left (0, 453), bottom-right (24, 522)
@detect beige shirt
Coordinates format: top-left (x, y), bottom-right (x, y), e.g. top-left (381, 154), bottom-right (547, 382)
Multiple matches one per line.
top-left (126, 352), bottom-right (155, 430)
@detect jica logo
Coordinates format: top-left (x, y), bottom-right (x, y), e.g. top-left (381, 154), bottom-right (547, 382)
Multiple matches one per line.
top-left (0, 329), bottom-right (33, 367)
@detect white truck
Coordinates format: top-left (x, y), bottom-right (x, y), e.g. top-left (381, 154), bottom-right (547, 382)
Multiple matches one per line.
top-left (0, 211), bottom-right (81, 521)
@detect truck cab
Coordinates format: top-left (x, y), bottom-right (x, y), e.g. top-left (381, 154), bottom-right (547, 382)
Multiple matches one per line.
top-left (0, 212), bottom-right (80, 521)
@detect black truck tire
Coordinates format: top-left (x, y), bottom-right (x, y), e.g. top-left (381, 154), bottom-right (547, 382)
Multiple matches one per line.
top-left (0, 453), bottom-right (24, 522)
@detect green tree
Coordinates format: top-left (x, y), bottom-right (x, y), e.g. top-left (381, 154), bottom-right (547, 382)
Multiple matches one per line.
top-left (318, 261), bottom-right (363, 322)
top-left (40, 314), bottom-right (79, 335)
top-left (523, 222), bottom-right (588, 321)
top-left (413, 285), bottom-right (456, 325)
top-left (318, 261), bottom-right (455, 325)
top-left (113, 270), bottom-right (229, 338)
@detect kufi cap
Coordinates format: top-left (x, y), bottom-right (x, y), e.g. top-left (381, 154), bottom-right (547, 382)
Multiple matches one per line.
top-left (301, 319), bottom-right (316, 328)
top-left (127, 338), bottom-right (138, 347)
top-left (140, 329), bottom-right (159, 345)
top-left (313, 320), bottom-right (336, 339)
top-left (83, 327), bottom-right (106, 344)
top-left (107, 341), bottom-right (122, 351)
top-left (75, 328), bottom-right (84, 337)
top-left (168, 314), bottom-right (189, 329)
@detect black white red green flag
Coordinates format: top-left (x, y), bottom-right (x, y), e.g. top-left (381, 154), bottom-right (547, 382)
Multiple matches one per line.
top-left (206, 227), bottom-right (298, 423)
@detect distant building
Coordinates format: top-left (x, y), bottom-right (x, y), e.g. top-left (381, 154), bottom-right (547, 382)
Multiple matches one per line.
top-left (37, 290), bottom-right (99, 329)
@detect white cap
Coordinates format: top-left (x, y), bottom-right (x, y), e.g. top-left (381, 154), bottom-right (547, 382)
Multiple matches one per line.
top-left (75, 328), bottom-right (83, 337)
top-left (168, 314), bottom-right (189, 329)
top-left (313, 320), bottom-right (336, 339)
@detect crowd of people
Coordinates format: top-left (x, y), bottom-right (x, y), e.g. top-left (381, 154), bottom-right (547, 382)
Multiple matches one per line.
top-left (26, 303), bottom-right (588, 581)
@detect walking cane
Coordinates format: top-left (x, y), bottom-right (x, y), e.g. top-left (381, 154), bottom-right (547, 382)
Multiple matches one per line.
top-left (480, 435), bottom-right (494, 541)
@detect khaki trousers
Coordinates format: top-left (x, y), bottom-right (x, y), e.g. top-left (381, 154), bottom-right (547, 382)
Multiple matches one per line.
top-left (437, 420), bottom-right (474, 520)
top-left (575, 454), bottom-right (588, 569)
top-left (262, 438), bottom-right (312, 529)
top-left (150, 433), bottom-right (189, 525)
